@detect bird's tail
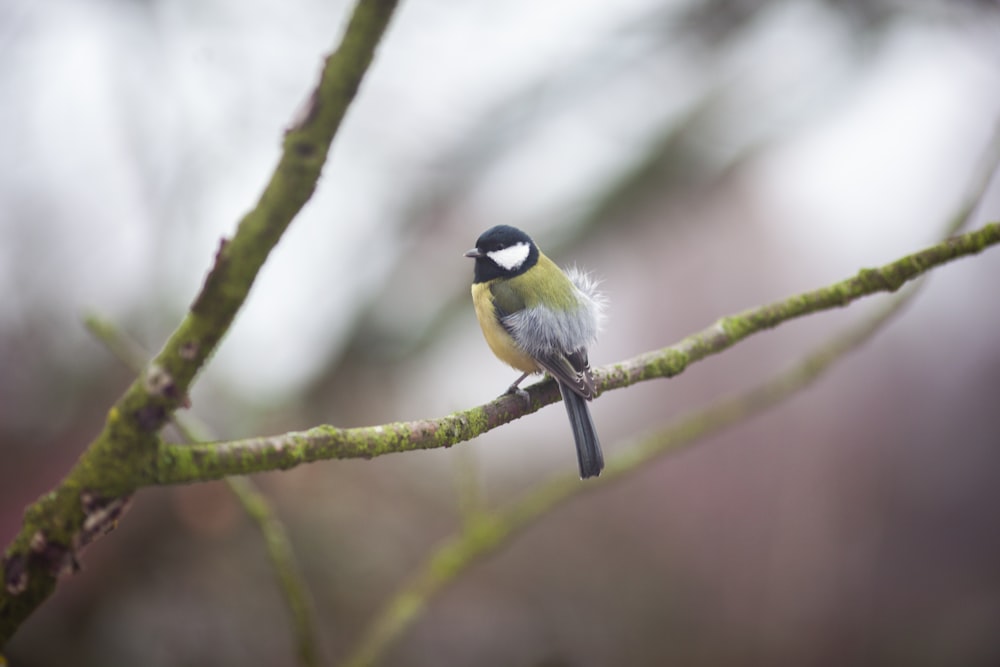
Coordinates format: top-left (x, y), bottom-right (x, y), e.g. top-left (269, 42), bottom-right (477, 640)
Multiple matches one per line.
top-left (558, 382), bottom-right (604, 479)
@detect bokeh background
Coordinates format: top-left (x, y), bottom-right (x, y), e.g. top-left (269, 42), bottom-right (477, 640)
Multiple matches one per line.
top-left (3, 0), bottom-right (1000, 665)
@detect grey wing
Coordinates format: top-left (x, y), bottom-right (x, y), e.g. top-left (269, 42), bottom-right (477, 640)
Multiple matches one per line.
top-left (500, 305), bottom-right (598, 400)
top-left (534, 347), bottom-right (596, 400)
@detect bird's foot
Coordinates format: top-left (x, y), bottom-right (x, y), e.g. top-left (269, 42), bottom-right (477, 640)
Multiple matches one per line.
top-left (505, 384), bottom-right (531, 408)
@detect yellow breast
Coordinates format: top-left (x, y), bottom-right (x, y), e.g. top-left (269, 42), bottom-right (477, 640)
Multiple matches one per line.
top-left (471, 282), bottom-right (540, 374)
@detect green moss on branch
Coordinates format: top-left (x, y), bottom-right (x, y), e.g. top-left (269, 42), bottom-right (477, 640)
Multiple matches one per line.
top-left (150, 222), bottom-right (1000, 485)
top-left (0, 0), bottom-right (400, 646)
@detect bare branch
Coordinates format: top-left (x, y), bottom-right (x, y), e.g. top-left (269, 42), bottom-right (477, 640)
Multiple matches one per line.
top-left (224, 477), bottom-right (320, 667)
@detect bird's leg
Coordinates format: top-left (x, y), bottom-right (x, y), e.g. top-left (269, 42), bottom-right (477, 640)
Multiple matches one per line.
top-left (505, 372), bottom-right (532, 407)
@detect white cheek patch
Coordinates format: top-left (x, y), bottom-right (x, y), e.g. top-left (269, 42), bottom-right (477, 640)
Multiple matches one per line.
top-left (487, 242), bottom-right (530, 271)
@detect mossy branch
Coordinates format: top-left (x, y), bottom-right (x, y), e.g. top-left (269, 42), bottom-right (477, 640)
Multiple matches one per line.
top-left (0, 0), bottom-right (399, 646)
top-left (150, 220), bottom-right (1000, 486)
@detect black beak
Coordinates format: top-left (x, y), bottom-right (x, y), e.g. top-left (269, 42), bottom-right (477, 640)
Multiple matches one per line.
top-left (464, 248), bottom-right (483, 258)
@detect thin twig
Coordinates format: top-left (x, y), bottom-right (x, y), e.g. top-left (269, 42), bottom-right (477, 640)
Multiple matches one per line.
top-left (223, 478), bottom-right (320, 667)
top-left (340, 297), bottom-right (902, 667)
top-left (83, 317), bottom-right (321, 667)
top-left (339, 121), bottom-right (1000, 667)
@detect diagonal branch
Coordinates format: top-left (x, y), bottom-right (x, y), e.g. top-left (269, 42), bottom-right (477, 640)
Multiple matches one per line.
top-left (223, 477), bottom-right (320, 667)
top-left (0, 0), bottom-right (400, 647)
top-left (153, 221), bottom-right (1000, 485)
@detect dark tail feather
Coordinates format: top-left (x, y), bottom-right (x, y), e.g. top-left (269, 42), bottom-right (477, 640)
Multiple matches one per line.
top-left (558, 382), bottom-right (604, 479)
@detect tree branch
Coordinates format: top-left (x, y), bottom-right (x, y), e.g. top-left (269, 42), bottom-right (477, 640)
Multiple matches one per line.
top-left (153, 221), bottom-right (1000, 485)
top-left (0, 0), bottom-right (399, 646)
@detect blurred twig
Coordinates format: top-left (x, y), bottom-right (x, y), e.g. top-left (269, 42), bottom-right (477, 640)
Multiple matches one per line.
top-left (341, 291), bottom-right (913, 667)
top-left (153, 220), bottom-right (1000, 484)
top-left (83, 317), bottom-right (320, 667)
top-left (453, 447), bottom-right (485, 532)
top-left (222, 478), bottom-right (320, 667)
top-left (0, 0), bottom-right (399, 646)
top-left (340, 120), bottom-right (1000, 667)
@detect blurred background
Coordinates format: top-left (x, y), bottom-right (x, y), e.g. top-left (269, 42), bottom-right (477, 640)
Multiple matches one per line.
top-left (3, 0), bottom-right (1000, 664)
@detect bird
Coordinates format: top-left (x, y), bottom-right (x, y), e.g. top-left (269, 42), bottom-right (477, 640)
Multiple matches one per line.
top-left (464, 225), bottom-right (605, 479)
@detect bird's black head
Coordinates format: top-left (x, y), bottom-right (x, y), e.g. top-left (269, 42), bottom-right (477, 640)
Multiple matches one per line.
top-left (464, 225), bottom-right (539, 283)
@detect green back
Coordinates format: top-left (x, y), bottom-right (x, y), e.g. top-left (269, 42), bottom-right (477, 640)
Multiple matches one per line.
top-left (490, 254), bottom-right (578, 315)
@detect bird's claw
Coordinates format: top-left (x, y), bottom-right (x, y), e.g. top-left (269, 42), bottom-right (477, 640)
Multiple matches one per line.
top-left (506, 385), bottom-right (531, 408)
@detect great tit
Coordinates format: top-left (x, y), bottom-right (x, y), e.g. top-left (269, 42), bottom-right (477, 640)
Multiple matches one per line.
top-left (464, 225), bottom-right (605, 479)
